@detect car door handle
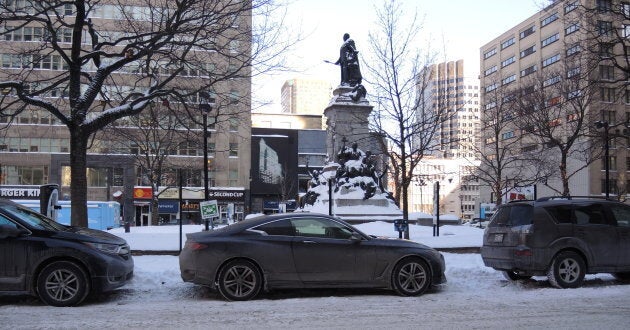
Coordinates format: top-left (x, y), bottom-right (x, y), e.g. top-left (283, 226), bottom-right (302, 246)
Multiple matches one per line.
top-left (301, 240), bottom-right (317, 244)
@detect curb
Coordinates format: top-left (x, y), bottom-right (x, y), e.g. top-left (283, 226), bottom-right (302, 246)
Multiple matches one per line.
top-left (131, 247), bottom-right (481, 256)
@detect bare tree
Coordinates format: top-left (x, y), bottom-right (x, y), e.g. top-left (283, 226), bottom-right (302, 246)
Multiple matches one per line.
top-left (475, 78), bottom-right (545, 206)
top-left (102, 101), bottom-right (197, 226)
top-left (364, 0), bottom-right (450, 238)
top-left (513, 48), bottom-right (605, 197)
top-left (0, 0), bottom-right (292, 226)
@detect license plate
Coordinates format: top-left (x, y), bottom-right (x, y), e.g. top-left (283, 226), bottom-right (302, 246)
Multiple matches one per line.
top-left (494, 234), bottom-right (504, 243)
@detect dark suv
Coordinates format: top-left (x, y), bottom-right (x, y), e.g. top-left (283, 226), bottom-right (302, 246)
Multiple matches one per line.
top-left (0, 199), bottom-right (134, 306)
top-left (481, 197), bottom-right (630, 288)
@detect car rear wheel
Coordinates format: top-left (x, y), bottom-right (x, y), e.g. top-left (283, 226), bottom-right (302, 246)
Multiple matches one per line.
top-left (502, 270), bottom-right (532, 281)
top-left (392, 258), bottom-right (431, 296)
top-left (547, 251), bottom-right (585, 289)
top-left (36, 261), bottom-right (90, 307)
top-left (217, 259), bottom-right (262, 301)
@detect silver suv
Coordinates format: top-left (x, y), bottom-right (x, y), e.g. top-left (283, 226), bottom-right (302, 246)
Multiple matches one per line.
top-left (480, 197), bottom-right (630, 288)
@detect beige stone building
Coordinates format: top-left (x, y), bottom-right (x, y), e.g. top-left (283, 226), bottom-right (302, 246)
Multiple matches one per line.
top-left (413, 60), bottom-right (481, 220)
top-left (0, 1), bottom-right (253, 225)
top-left (479, 0), bottom-right (629, 201)
top-left (281, 78), bottom-right (332, 115)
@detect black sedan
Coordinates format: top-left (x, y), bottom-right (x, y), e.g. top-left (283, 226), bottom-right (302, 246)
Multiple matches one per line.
top-left (179, 213), bottom-right (446, 301)
top-left (0, 199), bottom-right (133, 306)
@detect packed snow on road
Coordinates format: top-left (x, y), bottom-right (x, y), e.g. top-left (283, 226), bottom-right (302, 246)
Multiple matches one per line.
top-left (1, 223), bottom-right (629, 329)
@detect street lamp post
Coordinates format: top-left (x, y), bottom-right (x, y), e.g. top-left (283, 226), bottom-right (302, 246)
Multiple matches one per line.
top-left (200, 92), bottom-right (215, 230)
top-left (595, 121), bottom-right (610, 198)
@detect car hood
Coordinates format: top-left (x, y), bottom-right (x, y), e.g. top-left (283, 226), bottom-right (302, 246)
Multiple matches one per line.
top-left (51, 227), bottom-right (128, 245)
top-left (369, 236), bottom-right (432, 250)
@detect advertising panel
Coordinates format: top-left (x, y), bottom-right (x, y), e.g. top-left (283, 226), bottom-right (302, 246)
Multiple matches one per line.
top-left (250, 128), bottom-right (299, 196)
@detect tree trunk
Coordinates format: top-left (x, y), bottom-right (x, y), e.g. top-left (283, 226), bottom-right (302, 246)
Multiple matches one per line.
top-left (70, 129), bottom-right (89, 227)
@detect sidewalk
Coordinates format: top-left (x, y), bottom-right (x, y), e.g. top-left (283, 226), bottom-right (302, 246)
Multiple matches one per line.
top-left (109, 222), bottom-right (484, 252)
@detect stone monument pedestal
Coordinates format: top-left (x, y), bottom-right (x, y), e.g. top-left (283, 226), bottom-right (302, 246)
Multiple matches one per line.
top-left (324, 86), bottom-right (381, 159)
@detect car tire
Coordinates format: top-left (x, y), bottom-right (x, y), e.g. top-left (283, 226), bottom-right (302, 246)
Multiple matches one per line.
top-left (502, 270), bottom-right (532, 281)
top-left (547, 251), bottom-right (585, 289)
top-left (217, 259), bottom-right (262, 301)
top-left (612, 272), bottom-right (630, 283)
top-left (36, 261), bottom-right (90, 307)
top-left (391, 258), bottom-right (431, 296)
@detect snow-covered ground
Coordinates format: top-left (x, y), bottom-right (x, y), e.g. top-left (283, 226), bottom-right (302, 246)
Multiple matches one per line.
top-left (108, 221), bottom-right (484, 251)
top-left (1, 222), bottom-right (629, 329)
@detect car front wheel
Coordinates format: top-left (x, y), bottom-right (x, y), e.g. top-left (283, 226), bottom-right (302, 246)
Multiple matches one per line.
top-left (392, 258), bottom-right (431, 296)
top-left (36, 261), bottom-right (90, 307)
top-left (547, 251), bottom-right (585, 288)
top-left (217, 259), bottom-right (262, 301)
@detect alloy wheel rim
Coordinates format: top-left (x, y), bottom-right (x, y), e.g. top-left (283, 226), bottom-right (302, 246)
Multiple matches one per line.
top-left (398, 262), bottom-right (427, 293)
top-left (224, 265), bottom-right (256, 298)
top-left (45, 269), bottom-right (79, 302)
top-left (558, 258), bottom-right (580, 283)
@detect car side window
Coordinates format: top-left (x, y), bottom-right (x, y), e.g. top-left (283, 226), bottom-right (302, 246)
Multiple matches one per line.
top-left (291, 218), bottom-right (354, 239)
top-left (544, 205), bottom-right (573, 224)
top-left (254, 219), bottom-right (295, 236)
top-left (574, 204), bottom-right (612, 226)
top-left (609, 204), bottom-right (630, 227)
top-left (0, 214), bottom-right (18, 228)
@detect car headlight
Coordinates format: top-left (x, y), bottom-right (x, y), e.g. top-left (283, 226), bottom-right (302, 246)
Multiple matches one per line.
top-left (84, 242), bottom-right (127, 255)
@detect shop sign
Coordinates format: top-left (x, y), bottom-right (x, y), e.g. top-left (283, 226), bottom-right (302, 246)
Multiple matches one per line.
top-left (133, 187), bottom-right (152, 199)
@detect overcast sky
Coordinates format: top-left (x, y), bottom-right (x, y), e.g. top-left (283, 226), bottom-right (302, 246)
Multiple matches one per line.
top-left (253, 0), bottom-right (543, 112)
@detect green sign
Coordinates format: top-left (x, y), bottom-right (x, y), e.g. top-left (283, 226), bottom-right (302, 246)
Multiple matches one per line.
top-left (199, 200), bottom-right (218, 219)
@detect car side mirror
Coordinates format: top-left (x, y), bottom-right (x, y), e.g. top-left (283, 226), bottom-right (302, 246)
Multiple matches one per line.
top-left (349, 232), bottom-right (363, 243)
top-left (0, 224), bottom-right (26, 239)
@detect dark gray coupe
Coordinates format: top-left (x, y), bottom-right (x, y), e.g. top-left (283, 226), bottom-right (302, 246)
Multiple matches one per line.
top-left (179, 213), bottom-right (446, 301)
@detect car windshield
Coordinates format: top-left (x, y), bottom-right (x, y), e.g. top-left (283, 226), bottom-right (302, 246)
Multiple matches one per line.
top-left (488, 205), bottom-right (533, 227)
top-left (2, 204), bottom-right (68, 231)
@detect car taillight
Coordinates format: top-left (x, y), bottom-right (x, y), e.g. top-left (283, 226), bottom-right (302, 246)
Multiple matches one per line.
top-left (514, 249), bottom-right (532, 257)
top-left (185, 240), bottom-right (208, 250)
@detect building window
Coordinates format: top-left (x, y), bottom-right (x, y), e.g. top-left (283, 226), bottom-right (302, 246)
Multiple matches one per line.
top-left (520, 25), bottom-right (536, 39)
top-left (598, 21), bottom-right (613, 37)
top-left (501, 56), bottom-right (515, 67)
top-left (602, 156), bottom-right (617, 171)
top-left (520, 45), bottom-right (536, 58)
top-left (0, 165), bottom-right (49, 185)
top-left (229, 143), bottom-right (239, 157)
top-left (542, 33), bottom-right (559, 48)
top-left (567, 67), bottom-right (581, 78)
top-left (542, 54), bottom-right (560, 67)
top-left (600, 87), bottom-right (616, 102)
top-left (599, 43), bottom-right (614, 58)
top-left (484, 65), bottom-right (497, 76)
top-left (564, 1), bottom-right (578, 13)
top-left (501, 37), bottom-right (515, 50)
top-left (484, 48), bottom-right (497, 59)
top-left (501, 131), bottom-right (515, 140)
top-left (597, 0), bottom-right (612, 12)
top-left (228, 169), bottom-right (239, 187)
top-left (521, 65), bottom-right (537, 77)
top-left (599, 65), bottom-right (615, 81)
top-left (502, 74), bottom-right (516, 86)
top-left (485, 83), bottom-right (497, 92)
top-left (565, 23), bottom-right (580, 35)
top-left (541, 12), bottom-right (558, 27)
top-left (566, 43), bottom-right (581, 56)
top-left (543, 75), bottom-right (561, 87)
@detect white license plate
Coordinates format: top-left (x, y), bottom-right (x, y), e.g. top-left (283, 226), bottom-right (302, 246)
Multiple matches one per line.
top-left (494, 234), bottom-right (504, 242)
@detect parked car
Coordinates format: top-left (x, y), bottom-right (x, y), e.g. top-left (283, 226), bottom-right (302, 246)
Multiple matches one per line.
top-left (180, 213), bottom-right (446, 300)
top-left (481, 197), bottom-right (630, 288)
top-left (0, 199), bottom-right (134, 306)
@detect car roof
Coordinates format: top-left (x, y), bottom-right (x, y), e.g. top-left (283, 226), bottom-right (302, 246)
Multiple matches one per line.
top-left (217, 212), bottom-right (343, 234)
top-left (500, 197), bottom-right (625, 208)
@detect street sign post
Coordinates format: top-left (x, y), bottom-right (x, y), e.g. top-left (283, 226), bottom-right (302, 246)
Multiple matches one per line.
top-left (199, 200), bottom-right (218, 229)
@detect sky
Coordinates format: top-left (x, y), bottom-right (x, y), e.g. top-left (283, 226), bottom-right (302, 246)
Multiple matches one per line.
top-left (253, 0), bottom-right (544, 112)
